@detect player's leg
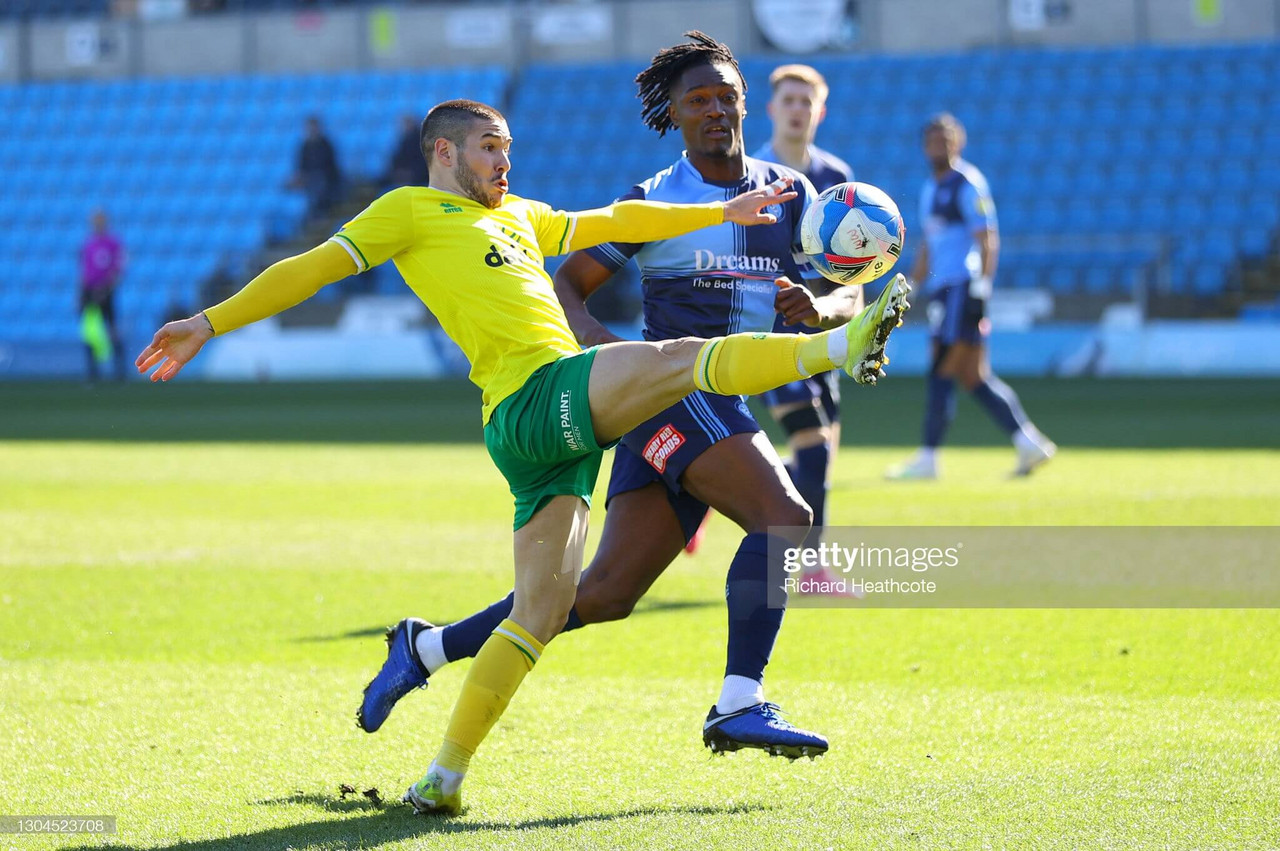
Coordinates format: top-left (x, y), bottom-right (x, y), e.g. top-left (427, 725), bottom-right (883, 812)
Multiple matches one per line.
top-left (764, 380), bottom-right (832, 552)
top-left (570, 481), bottom-right (691, 623)
top-left (405, 449), bottom-right (688, 681)
top-left (586, 274), bottom-right (911, 446)
top-left (405, 495), bottom-right (587, 815)
top-left (887, 286), bottom-right (961, 480)
top-left (422, 481), bottom-right (688, 657)
top-left (678, 430), bottom-right (828, 759)
top-left (950, 340), bottom-right (1056, 476)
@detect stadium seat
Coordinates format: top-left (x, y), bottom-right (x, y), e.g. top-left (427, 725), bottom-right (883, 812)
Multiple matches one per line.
top-left (7, 43), bottom-right (1280, 344)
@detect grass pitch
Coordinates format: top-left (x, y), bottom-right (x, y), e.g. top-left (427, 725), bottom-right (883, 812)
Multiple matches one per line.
top-left (1, 379), bottom-right (1278, 850)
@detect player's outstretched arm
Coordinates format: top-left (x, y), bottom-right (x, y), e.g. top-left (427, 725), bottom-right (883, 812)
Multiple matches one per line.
top-left (135, 241), bottom-right (355, 382)
top-left (565, 178), bottom-right (797, 252)
top-left (553, 253), bottom-right (626, 347)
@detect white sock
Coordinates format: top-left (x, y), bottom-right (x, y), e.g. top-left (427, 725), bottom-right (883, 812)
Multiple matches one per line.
top-left (827, 326), bottom-right (849, 366)
top-left (415, 626), bottom-right (449, 675)
top-left (1013, 425), bottom-right (1040, 452)
top-left (428, 760), bottom-right (465, 792)
top-left (917, 447), bottom-right (937, 465)
top-left (716, 675), bottom-right (765, 715)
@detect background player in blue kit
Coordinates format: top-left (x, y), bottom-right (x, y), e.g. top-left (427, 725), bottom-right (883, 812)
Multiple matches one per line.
top-left (887, 113), bottom-right (1056, 480)
top-left (751, 64), bottom-right (856, 567)
top-left (391, 33), bottom-right (895, 759)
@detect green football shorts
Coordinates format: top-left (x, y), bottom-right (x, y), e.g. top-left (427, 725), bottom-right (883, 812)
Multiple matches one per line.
top-left (484, 347), bottom-right (607, 530)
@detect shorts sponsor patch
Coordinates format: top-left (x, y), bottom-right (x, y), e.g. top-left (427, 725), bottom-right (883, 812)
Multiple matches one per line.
top-left (642, 424), bottom-right (685, 474)
top-left (559, 390), bottom-right (585, 452)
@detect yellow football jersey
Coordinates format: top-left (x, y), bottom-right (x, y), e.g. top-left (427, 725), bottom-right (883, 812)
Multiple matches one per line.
top-left (203, 185), bottom-right (722, 422)
top-left (330, 187), bottom-right (586, 421)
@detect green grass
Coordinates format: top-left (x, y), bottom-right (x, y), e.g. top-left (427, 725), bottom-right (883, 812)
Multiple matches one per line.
top-left (1, 380), bottom-right (1278, 850)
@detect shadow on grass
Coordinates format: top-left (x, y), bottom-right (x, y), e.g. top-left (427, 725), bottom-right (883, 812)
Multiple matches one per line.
top-left (67, 802), bottom-right (774, 850)
top-left (295, 600), bottom-right (717, 644)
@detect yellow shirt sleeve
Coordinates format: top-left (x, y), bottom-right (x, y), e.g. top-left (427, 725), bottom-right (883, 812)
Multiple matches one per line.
top-left (203, 241), bottom-right (353, 335)
top-left (328, 187), bottom-right (420, 273)
top-left (528, 199), bottom-right (724, 257)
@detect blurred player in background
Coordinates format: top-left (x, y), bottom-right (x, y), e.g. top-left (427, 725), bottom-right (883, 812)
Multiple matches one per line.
top-left (384, 114), bottom-right (431, 189)
top-left (79, 209), bottom-right (126, 382)
top-left (396, 33), bottom-right (893, 768)
top-left (136, 97), bottom-right (910, 815)
top-left (751, 64), bottom-right (856, 567)
top-left (887, 113), bottom-right (1055, 480)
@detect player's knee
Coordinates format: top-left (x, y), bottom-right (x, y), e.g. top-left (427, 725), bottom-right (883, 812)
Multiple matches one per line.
top-left (643, 336), bottom-right (706, 394)
top-left (657, 336), bottom-right (703, 368)
top-left (511, 587), bottom-right (576, 643)
top-left (777, 403), bottom-right (827, 439)
top-left (575, 580), bottom-right (641, 624)
top-left (787, 426), bottom-right (832, 451)
top-left (751, 497), bottom-right (812, 542)
top-left (781, 499), bottom-right (814, 532)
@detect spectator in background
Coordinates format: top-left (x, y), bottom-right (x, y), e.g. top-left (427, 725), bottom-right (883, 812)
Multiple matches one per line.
top-left (384, 115), bottom-right (430, 189)
top-left (294, 116), bottom-right (342, 222)
top-left (79, 209), bottom-right (126, 382)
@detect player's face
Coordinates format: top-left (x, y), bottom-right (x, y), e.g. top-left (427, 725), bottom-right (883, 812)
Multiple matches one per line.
top-left (768, 79), bottom-right (825, 144)
top-left (924, 127), bottom-right (959, 170)
top-left (455, 120), bottom-right (512, 209)
top-left (670, 62), bottom-right (745, 159)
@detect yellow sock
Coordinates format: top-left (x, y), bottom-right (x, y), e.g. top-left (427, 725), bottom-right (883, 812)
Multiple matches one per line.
top-left (692, 330), bottom-right (845, 396)
top-left (435, 618), bottom-right (544, 775)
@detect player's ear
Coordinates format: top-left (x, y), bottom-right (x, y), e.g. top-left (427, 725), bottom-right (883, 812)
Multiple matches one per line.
top-left (817, 103), bottom-right (827, 125)
top-left (434, 138), bottom-right (453, 167)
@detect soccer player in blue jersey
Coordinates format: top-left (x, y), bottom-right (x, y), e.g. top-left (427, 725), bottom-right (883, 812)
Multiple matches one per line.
top-left (360, 32), bottom-right (904, 761)
top-left (887, 113), bottom-right (1055, 479)
top-left (751, 64), bottom-right (855, 565)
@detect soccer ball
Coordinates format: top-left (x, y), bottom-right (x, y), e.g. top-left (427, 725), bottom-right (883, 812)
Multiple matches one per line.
top-left (800, 182), bottom-right (905, 286)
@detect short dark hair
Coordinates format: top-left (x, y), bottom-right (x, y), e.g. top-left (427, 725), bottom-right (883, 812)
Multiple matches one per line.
top-left (420, 99), bottom-right (506, 166)
top-left (923, 112), bottom-right (966, 146)
top-left (635, 30), bottom-right (743, 137)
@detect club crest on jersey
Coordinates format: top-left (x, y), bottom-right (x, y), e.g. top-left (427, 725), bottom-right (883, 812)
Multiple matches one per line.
top-left (764, 203), bottom-right (783, 220)
top-left (642, 424), bottom-right (685, 473)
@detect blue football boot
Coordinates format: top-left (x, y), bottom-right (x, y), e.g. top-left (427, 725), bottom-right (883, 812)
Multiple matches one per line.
top-left (357, 618), bottom-right (432, 733)
top-left (702, 702), bottom-right (829, 760)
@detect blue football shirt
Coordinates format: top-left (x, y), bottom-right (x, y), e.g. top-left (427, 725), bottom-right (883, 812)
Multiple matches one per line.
top-left (751, 142), bottom-right (852, 194)
top-left (585, 154), bottom-right (821, 341)
top-left (919, 159), bottom-right (997, 291)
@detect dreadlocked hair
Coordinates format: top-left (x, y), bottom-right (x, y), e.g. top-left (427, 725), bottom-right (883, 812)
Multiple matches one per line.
top-left (635, 30), bottom-right (743, 137)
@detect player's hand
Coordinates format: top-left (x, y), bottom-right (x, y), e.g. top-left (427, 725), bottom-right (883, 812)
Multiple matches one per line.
top-left (135, 313), bottom-right (214, 382)
top-left (774, 277), bottom-right (824, 327)
top-left (723, 177), bottom-right (797, 226)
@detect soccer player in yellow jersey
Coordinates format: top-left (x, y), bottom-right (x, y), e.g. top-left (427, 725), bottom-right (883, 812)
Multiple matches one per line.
top-left (136, 98), bottom-right (911, 816)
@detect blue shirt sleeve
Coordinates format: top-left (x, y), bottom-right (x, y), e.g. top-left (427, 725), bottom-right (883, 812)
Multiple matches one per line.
top-left (582, 185), bottom-right (647, 272)
top-left (958, 180), bottom-right (997, 233)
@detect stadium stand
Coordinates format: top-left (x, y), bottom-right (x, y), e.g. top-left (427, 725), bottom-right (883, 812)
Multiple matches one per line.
top-left (2, 44), bottom-right (1277, 349)
top-left (0, 66), bottom-right (506, 345)
top-left (510, 45), bottom-right (1280, 302)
